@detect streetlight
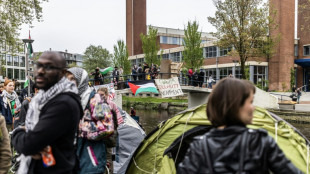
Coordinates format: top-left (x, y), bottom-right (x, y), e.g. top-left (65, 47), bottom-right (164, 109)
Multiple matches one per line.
top-left (22, 38), bottom-right (34, 97)
top-left (232, 59), bottom-right (239, 78)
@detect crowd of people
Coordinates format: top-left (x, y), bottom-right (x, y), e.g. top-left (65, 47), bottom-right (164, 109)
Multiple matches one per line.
top-left (0, 51), bottom-right (302, 173)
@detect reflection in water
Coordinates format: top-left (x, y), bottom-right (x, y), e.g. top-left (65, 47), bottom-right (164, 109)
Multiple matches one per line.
top-left (123, 107), bottom-right (310, 140)
top-left (123, 107), bottom-right (180, 134)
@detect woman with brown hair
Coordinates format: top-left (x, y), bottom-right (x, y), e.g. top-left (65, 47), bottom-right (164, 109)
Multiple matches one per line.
top-left (178, 78), bottom-right (301, 174)
top-left (0, 80), bottom-right (21, 131)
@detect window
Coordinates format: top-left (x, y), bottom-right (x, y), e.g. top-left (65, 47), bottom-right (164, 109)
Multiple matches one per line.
top-left (235, 67), bottom-right (242, 79)
top-left (14, 69), bottom-right (19, 80)
top-left (219, 67), bottom-right (233, 79)
top-left (20, 56), bottom-right (25, 67)
top-left (304, 45), bottom-right (310, 56)
top-left (220, 47), bottom-right (232, 56)
top-left (160, 36), bottom-right (168, 44)
top-left (172, 37), bottom-right (179, 45)
top-left (7, 68), bottom-right (13, 79)
top-left (253, 66), bottom-right (268, 88)
top-left (20, 69), bottom-right (26, 80)
top-left (205, 68), bottom-right (216, 79)
top-left (162, 54), bottom-right (169, 60)
top-left (14, 56), bottom-right (19, 66)
top-left (205, 46), bottom-right (217, 58)
top-left (171, 52), bottom-right (181, 62)
top-left (7, 55), bottom-right (12, 66)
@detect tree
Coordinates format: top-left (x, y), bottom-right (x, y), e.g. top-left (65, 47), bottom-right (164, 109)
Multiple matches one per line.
top-left (113, 40), bottom-right (131, 75)
top-left (83, 45), bottom-right (112, 73)
top-left (68, 62), bottom-right (78, 68)
top-left (140, 26), bottom-right (161, 66)
top-left (208, 0), bottom-right (277, 79)
top-left (182, 21), bottom-right (203, 70)
top-left (0, 0), bottom-right (47, 51)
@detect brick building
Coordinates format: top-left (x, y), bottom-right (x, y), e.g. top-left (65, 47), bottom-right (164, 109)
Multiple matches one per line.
top-left (126, 0), bottom-right (310, 91)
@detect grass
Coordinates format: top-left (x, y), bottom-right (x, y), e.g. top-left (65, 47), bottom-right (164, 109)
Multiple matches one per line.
top-left (122, 96), bottom-right (187, 103)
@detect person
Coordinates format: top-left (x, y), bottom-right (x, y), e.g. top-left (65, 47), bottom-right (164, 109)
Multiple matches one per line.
top-left (119, 67), bottom-right (124, 81)
top-left (12, 51), bottom-right (82, 174)
top-left (228, 73), bottom-right (234, 78)
top-left (130, 107), bottom-right (136, 117)
top-left (187, 68), bottom-right (193, 86)
top-left (0, 115), bottom-right (12, 173)
top-left (178, 78), bottom-right (301, 174)
top-left (193, 69), bottom-right (199, 87)
top-left (0, 83), bottom-right (4, 94)
top-left (132, 65), bottom-right (137, 81)
top-left (90, 67), bottom-right (103, 85)
top-left (151, 64), bottom-right (158, 80)
top-left (297, 88), bottom-right (302, 104)
top-left (292, 85), bottom-right (296, 93)
top-left (97, 87), bottom-right (124, 174)
top-left (142, 63), bottom-right (149, 80)
top-left (207, 75), bottom-right (214, 89)
top-left (0, 79), bottom-right (21, 131)
top-left (198, 69), bottom-right (205, 87)
top-left (66, 67), bottom-right (109, 174)
top-left (137, 64), bottom-right (143, 80)
top-left (112, 66), bottom-right (120, 84)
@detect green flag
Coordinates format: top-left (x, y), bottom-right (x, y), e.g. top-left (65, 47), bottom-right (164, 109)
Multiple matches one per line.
top-left (24, 79), bottom-right (29, 88)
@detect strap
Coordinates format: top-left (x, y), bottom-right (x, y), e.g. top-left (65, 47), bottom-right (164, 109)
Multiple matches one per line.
top-left (202, 135), bottom-right (214, 174)
top-left (238, 130), bottom-right (248, 174)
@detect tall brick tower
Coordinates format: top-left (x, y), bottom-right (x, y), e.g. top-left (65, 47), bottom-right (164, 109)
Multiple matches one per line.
top-left (269, 0), bottom-right (295, 91)
top-left (126, 0), bottom-right (146, 56)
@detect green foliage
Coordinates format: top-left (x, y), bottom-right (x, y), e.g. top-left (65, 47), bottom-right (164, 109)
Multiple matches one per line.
top-left (68, 62), bottom-right (78, 68)
top-left (140, 26), bottom-right (161, 66)
top-left (83, 45), bottom-right (112, 73)
top-left (113, 40), bottom-right (131, 75)
top-left (255, 79), bottom-right (269, 91)
top-left (0, 59), bottom-right (6, 76)
top-left (290, 68), bottom-right (296, 90)
top-left (208, 0), bottom-right (277, 79)
top-left (182, 21), bottom-right (203, 70)
top-left (0, 0), bottom-right (47, 51)
top-left (245, 65), bottom-right (250, 80)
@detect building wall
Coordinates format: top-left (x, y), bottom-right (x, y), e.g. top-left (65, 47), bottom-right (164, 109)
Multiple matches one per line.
top-left (126, 0), bottom-right (146, 56)
top-left (269, 0), bottom-right (295, 91)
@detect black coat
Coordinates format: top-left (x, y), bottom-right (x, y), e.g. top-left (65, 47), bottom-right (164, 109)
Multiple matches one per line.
top-left (12, 92), bottom-right (83, 174)
top-left (178, 126), bottom-right (302, 174)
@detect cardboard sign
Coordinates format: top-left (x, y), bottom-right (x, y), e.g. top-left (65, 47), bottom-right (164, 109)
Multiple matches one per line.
top-left (155, 77), bottom-right (184, 98)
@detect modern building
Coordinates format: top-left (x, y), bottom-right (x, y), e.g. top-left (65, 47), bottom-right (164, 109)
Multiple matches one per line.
top-left (0, 41), bottom-right (27, 88)
top-left (126, 0), bottom-right (310, 91)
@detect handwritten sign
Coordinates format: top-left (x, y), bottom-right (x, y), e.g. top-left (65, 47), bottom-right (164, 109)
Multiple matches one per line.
top-left (94, 83), bottom-right (115, 100)
top-left (155, 77), bottom-right (184, 98)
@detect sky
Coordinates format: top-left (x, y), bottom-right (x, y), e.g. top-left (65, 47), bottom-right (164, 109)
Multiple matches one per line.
top-left (20, 0), bottom-right (217, 54)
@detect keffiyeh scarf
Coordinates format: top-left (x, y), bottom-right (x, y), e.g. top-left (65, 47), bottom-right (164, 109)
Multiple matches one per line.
top-left (1, 90), bottom-right (21, 110)
top-left (17, 77), bottom-right (78, 174)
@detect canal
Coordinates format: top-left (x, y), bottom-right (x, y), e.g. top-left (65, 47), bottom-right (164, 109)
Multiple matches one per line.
top-left (123, 107), bottom-right (310, 140)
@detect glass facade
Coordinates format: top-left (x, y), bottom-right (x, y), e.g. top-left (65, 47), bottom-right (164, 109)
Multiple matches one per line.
top-left (219, 67), bottom-right (233, 79)
top-left (14, 56), bottom-right (19, 66)
top-left (14, 69), bottom-right (19, 80)
top-left (20, 56), bottom-right (25, 67)
top-left (20, 69), bottom-right (25, 80)
top-left (7, 68), bottom-right (13, 79)
top-left (205, 46), bottom-right (217, 58)
top-left (160, 36), bottom-right (182, 45)
top-left (253, 66), bottom-right (268, 87)
top-left (219, 47), bottom-right (232, 56)
top-left (7, 55), bottom-right (12, 66)
top-left (170, 52), bottom-right (181, 62)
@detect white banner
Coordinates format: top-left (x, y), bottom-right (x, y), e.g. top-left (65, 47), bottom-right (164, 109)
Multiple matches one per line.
top-left (94, 83), bottom-right (115, 100)
top-left (155, 77), bottom-right (184, 98)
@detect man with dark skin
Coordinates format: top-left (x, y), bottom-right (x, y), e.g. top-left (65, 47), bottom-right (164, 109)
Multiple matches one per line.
top-left (12, 52), bottom-right (82, 174)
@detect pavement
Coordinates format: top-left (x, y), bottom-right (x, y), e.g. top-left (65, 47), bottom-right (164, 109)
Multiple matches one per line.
top-left (269, 92), bottom-right (310, 112)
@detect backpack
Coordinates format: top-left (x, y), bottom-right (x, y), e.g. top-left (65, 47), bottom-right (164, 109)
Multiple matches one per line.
top-left (79, 94), bottom-right (115, 141)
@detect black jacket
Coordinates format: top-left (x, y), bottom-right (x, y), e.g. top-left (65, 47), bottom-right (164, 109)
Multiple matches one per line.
top-left (178, 126), bottom-right (302, 174)
top-left (12, 92), bottom-right (82, 174)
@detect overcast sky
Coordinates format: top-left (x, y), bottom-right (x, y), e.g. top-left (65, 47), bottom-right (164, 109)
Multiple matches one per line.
top-left (20, 0), bottom-right (217, 54)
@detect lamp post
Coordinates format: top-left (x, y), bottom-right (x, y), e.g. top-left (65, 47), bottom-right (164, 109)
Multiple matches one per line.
top-left (232, 59), bottom-right (239, 78)
top-left (22, 38), bottom-right (34, 97)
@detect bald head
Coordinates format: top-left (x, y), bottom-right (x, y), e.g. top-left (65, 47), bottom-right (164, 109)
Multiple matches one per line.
top-left (40, 51), bottom-right (66, 69)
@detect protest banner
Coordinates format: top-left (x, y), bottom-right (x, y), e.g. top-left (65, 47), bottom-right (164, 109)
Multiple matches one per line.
top-left (94, 83), bottom-right (115, 100)
top-left (155, 77), bottom-right (184, 98)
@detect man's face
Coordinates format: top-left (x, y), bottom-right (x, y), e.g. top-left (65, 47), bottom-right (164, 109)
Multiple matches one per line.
top-left (35, 53), bottom-right (64, 90)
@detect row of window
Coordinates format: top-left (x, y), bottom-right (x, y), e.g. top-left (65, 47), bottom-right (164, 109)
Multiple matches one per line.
top-left (7, 68), bottom-right (26, 80)
top-left (160, 36), bottom-right (209, 45)
top-left (0, 42), bottom-right (25, 54)
top-left (0, 54), bottom-right (26, 67)
top-left (204, 46), bottom-right (232, 58)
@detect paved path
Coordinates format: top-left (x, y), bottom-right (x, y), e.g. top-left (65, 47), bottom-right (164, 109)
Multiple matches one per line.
top-left (269, 92), bottom-right (310, 112)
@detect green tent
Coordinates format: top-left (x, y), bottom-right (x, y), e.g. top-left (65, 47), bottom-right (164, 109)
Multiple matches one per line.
top-left (126, 104), bottom-right (309, 174)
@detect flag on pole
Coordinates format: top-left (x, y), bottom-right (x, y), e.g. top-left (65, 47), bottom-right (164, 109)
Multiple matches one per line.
top-left (28, 30), bottom-right (33, 58)
top-left (128, 80), bottom-right (159, 96)
top-left (24, 79), bottom-right (29, 88)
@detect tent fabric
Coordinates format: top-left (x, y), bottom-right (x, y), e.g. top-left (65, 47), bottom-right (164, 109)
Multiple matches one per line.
top-left (295, 59), bottom-right (310, 67)
top-left (114, 108), bottom-right (146, 174)
top-left (126, 104), bottom-right (310, 174)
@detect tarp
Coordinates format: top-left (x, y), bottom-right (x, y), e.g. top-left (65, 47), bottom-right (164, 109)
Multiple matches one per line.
top-left (126, 104), bottom-right (310, 174)
top-left (114, 108), bottom-right (146, 174)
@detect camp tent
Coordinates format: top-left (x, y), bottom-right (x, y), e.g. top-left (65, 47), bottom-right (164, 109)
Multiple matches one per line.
top-left (114, 108), bottom-right (146, 174)
top-left (126, 104), bottom-right (310, 174)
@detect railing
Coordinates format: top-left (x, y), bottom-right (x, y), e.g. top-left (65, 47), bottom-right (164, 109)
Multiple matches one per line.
top-left (89, 73), bottom-right (213, 89)
top-left (269, 93), bottom-right (294, 102)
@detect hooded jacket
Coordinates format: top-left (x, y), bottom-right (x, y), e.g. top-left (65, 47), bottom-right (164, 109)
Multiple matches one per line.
top-left (178, 126), bottom-right (302, 174)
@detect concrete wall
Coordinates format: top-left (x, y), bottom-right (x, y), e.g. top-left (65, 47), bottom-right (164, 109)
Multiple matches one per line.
top-left (188, 92), bottom-right (210, 108)
top-left (253, 87), bottom-right (279, 109)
